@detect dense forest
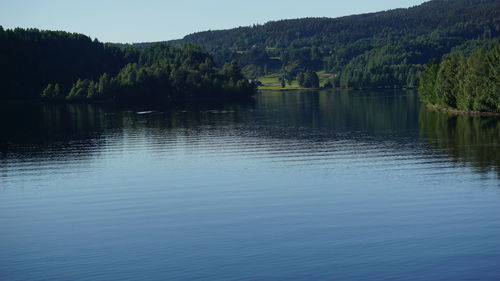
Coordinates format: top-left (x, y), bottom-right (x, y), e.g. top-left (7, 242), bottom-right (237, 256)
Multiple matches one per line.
top-left (0, 28), bottom-right (255, 102)
top-left (1, 0), bottom-right (498, 100)
top-left (0, 27), bottom-right (133, 100)
top-left (419, 42), bottom-right (499, 113)
top-left (164, 0), bottom-right (499, 88)
top-left (42, 44), bottom-right (255, 103)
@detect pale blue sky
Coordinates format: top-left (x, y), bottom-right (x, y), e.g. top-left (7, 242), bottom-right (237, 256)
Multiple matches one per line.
top-left (1, 0), bottom-right (427, 43)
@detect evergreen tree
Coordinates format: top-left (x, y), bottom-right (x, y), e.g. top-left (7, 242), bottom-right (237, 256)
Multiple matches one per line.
top-left (419, 43), bottom-right (499, 113)
top-left (41, 84), bottom-right (54, 99)
top-left (297, 72), bottom-right (305, 87)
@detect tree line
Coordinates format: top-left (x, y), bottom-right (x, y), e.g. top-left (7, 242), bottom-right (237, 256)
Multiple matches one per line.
top-left (0, 28), bottom-right (255, 102)
top-left (0, 27), bottom-right (134, 100)
top-left (41, 44), bottom-right (255, 103)
top-left (1, 0), bottom-right (498, 97)
top-left (419, 42), bottom-right (499, 113)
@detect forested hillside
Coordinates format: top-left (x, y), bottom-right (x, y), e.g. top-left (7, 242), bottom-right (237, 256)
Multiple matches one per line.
top-left (0, 27), bottom-right (135, 100)
top-left (167, 0), bottom-right (500, 88)
top-left (1, 0), bottom-right (498, 99)
top-left (0, 28), bottom-right (255, 102)
top-left (42, 44), bottom-right (255, 103)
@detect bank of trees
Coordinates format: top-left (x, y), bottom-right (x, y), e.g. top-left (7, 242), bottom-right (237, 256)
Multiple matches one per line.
top-left (0, 27), bottom-right (134, 100)
top-left (297, 70), bottom-right (320, 88)
top-left (419, 43), bottom-right (499, 112)
top-left (43, 44), bottom-right (255, 103)
top-left (2, 0), bottom-right (498, 98)
top-left (0, 27), bottom-right (255, 102)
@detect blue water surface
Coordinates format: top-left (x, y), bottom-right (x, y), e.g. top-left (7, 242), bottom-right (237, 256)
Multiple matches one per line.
top-left (1, 90), bottom-right (499, 280)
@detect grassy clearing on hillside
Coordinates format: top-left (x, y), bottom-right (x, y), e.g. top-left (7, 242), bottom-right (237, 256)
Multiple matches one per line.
top-left (256, 71), bottom-right (334, 90)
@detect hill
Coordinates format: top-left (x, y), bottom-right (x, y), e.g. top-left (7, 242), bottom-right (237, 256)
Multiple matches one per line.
top-left (0, 28), bottom-right (133, 99)
top-left (165, 0), bottom-right (500, 88)
top-left (0, 29), bottom-right (255, 102)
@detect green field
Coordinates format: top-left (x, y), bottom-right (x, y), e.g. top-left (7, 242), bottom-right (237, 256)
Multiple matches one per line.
top-left (256, 71), bottom-right (334, 90)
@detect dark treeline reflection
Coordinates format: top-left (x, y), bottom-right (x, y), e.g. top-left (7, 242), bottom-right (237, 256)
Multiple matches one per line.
top-left (419, 106), bottom-right (500, 175)
top-left (1, 103), bottom-right (108, 142)
top-left (0, 103), bottom-right (108, 162)
top-left (1, 90), bottom-right (498, 176)
top-left (256, 89), bottom-right (419, 135)
top-left (0, 101), bottom-right (254, 160)
top-left (1, 89), bottom-right (419, 148)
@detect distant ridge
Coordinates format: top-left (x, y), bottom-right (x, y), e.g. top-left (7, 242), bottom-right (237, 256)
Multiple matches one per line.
top-left (138, 0), bottom-right (499, 89)
top-left (165, 0), bottom-right (498, 49)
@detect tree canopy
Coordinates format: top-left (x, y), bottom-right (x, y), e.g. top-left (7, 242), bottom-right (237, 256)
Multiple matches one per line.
top-left (0, 27), bottom-right (135, 100)
top-left (419, 41), bottom-right (499, 112)
top-left (0, 28), bottom-right (255, 102)
top-left (54, 44), bottom-right (255, 103)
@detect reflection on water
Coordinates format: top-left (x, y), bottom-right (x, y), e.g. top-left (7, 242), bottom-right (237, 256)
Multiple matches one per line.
top-left (4, 90), bottom-right (494, 175)
top-left (256, 89), bottom-right (419, 133)
top-left (419, 106), bottom-right (500, 175)
top-left (0, 90), bottom-right (499, 281)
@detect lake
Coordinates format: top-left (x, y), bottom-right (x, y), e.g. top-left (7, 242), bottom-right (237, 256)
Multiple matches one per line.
top-left (1, 89), bottom-right (499, 281)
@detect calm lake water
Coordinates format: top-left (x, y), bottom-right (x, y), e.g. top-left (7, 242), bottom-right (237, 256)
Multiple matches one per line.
top-left (1, 90), bottom-right (499, 281)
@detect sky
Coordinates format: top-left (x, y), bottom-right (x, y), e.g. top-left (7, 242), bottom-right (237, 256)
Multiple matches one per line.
top-left (1, 0), bottom-right (427, 43)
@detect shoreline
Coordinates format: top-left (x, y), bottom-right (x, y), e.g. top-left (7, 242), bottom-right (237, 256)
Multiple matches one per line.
top-left (258, 86), bottom-right (417, 92)
top-left (258, 88), bottom-right (321, 92)
top-left (425, 103), bottom-right (500, 117)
